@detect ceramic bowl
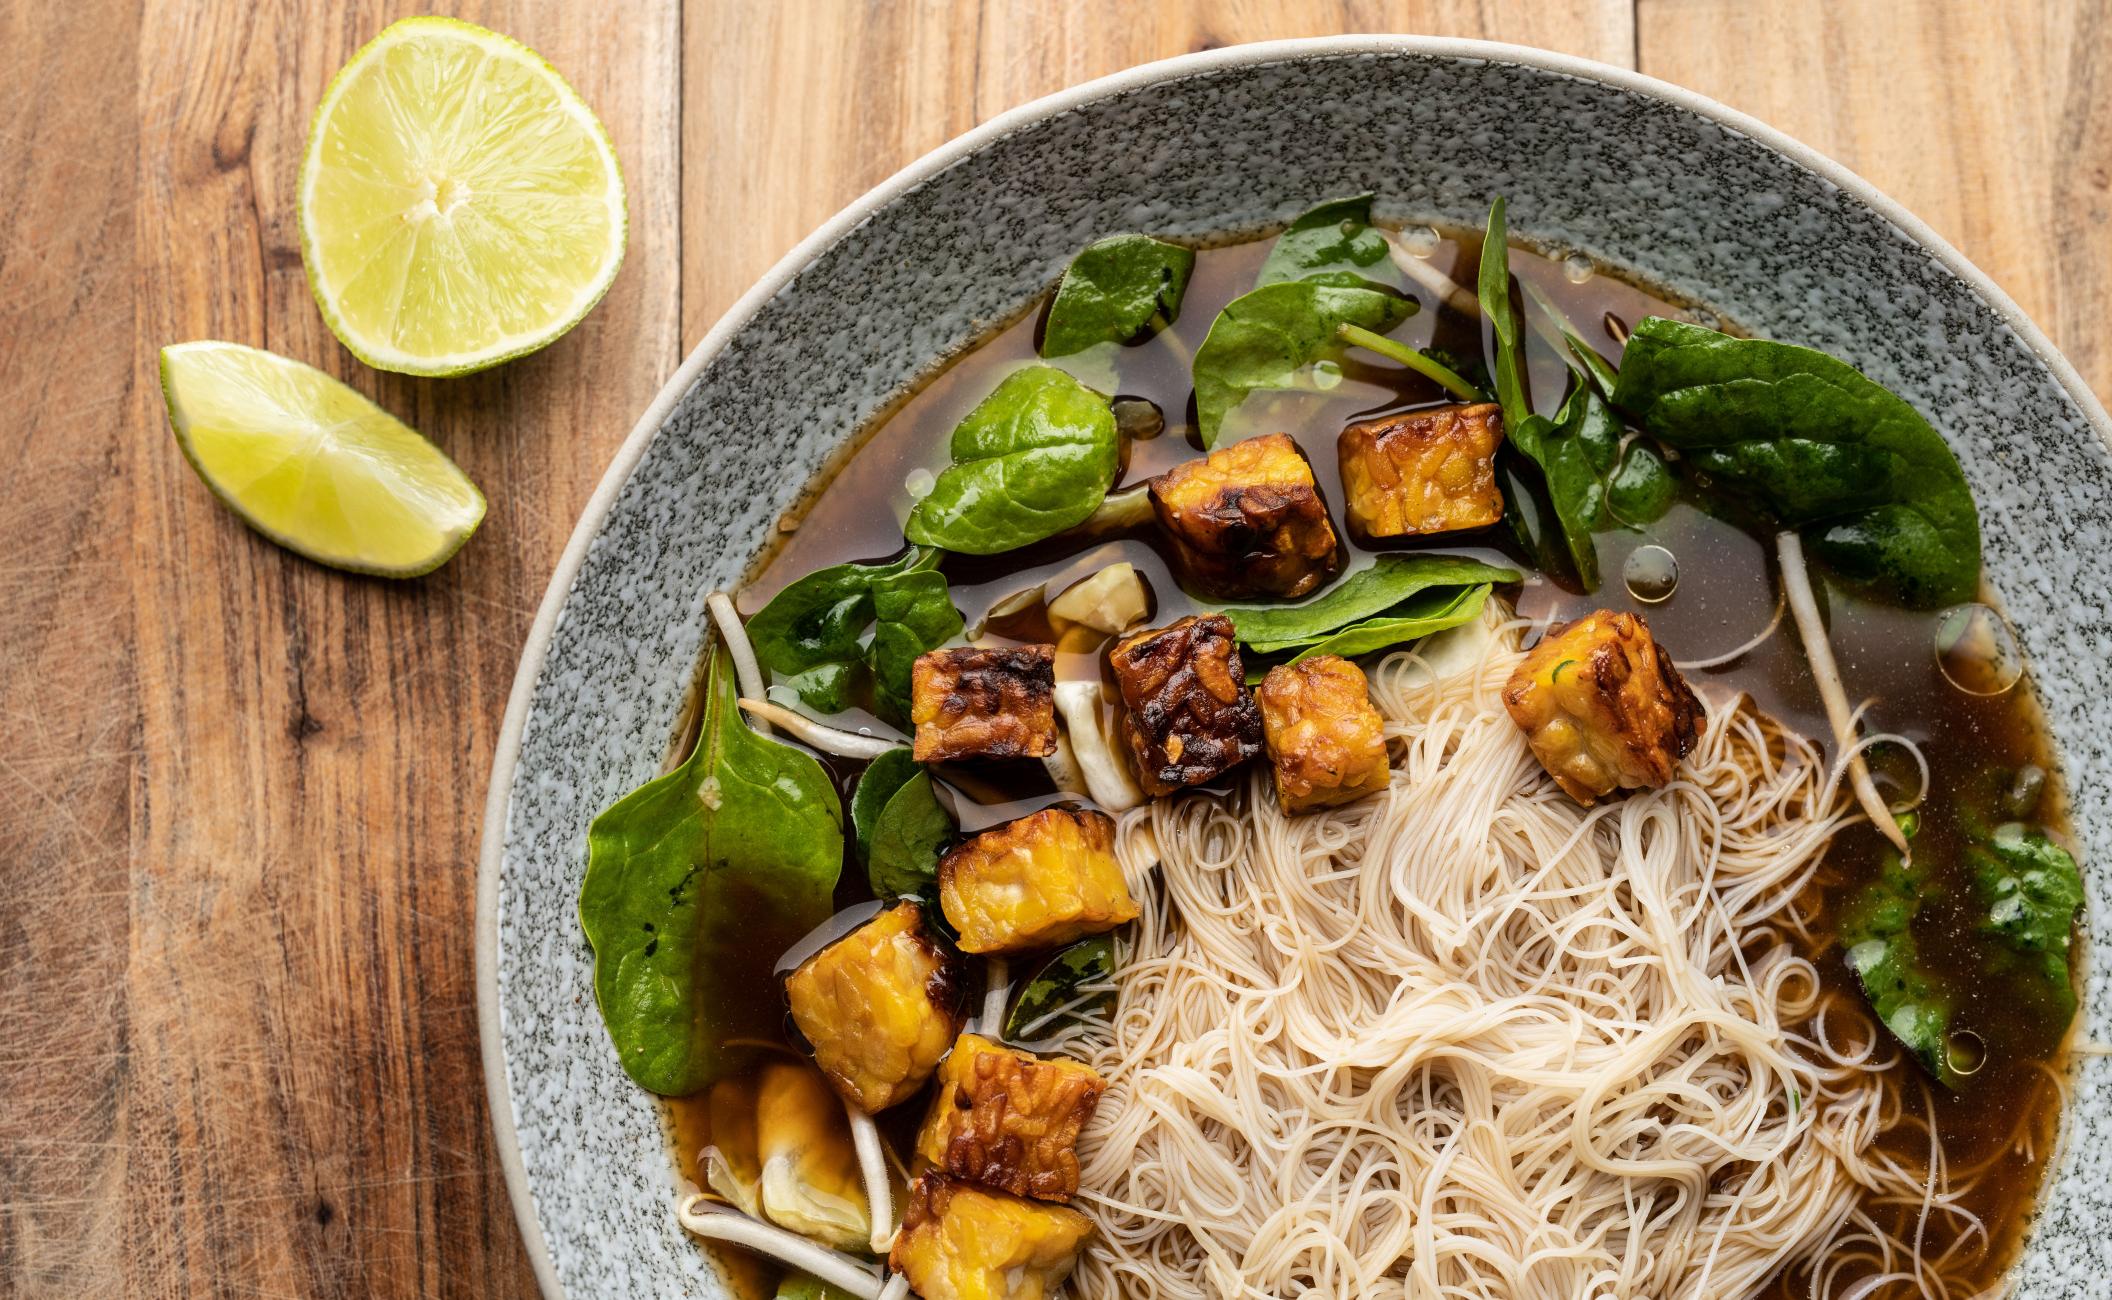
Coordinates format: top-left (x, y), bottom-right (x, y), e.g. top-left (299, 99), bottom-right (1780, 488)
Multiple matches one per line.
top-left (477, 36), bottom-right (2112, 1298)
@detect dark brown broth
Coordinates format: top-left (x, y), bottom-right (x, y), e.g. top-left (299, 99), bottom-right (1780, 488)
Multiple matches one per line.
top-left (679, 229), bottom-right (2073, 1298)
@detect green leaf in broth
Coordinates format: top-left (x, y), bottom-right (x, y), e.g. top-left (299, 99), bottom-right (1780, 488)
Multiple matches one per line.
top-left (1256, 194), bottom-right (1401, 289)
top-left (1273, 584), bottom-right (1493, 664)
top-left (1505, 374), bottom-right (1674, 589)
top-left (1839, 852), bottom-right (1959, 1089)
top-left (1972, 823), bottom-right (2084, 1020)
top-left (1497, 453), bottom-right (1577, 588)
top-left (1191, 279), bottom-right (1416, 446)
top-left (578, 645), bottom-right (843, 1096)
top-left (776, 1274), bottom-right (860, 1300)
top-left (867, 770), bottom-right (955, 899)
top-left (903, 366), bottom-right (1120, 554)
top-left (849, 747), bottom-right (918, 862)
top-left (1223, 553), bottom-right (1520, 650)
top-left (777, 662), bottom-right (858, 716)
top-left (1040, 233), bottom-right (1196, 358)
top-left (1605, 440), bottom-right (1676, 524)
top-left (1611, 316), bottom-right (1982, 608)
top-left (869, 569), bottom-right (965, 724)
top-left (1418, 343), bottom-right (1493, 399)
top-left (747, 549), bottom-right (954, 721)
top-left (746, 553), bottom-right (918, 706)
top-left (1477, 196), bottom-right (1531, 429)
top-left (1005, 934), bottom-right (1117, 1042)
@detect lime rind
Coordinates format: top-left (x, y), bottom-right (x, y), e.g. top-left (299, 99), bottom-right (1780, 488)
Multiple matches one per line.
top-left (297, 16), bottom-right (627, 377)
top-left (159, 341), bottom-right (487, 577)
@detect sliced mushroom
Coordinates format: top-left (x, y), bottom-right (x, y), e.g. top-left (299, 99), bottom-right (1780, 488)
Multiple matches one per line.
top-left (1047, 563), bottom-right (1149, 635)
top-left (755, 1060), bottom-right (871, 1252)
top-left (1053, 680), bottom-right (1145, 813)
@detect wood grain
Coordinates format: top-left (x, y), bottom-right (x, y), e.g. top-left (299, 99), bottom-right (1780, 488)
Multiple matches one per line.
top-left (1638, 0), bottom-right (2102, 393)
top-left (8, 0), bottom-right (679, 1295)
top-left (2, 1), bottom-right (2108, 1296)
top-left (680, 0), bottom-right (1635, 344)
top-left (0, 0), bottom-right (141, 1293)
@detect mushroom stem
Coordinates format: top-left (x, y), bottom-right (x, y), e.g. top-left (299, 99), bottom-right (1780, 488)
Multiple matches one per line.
top-left (675, 1196), bottom-right (884, 1299)
top-left (979, 957), bottom-right (1011, 1037)
top-left (1078, 483), bottom-right (1154, 534)
top-left (844, 1103), bottom-right (896, 1256)
top-left (1776, 532), bottom-right (1911, 858)
top-left (1042, 730), bottom-right (1090, 799)
top-left (708, 592), bottom-right (770, 735)
top-left (736, 699), bottom-right (901, 759)
top-left (1385, 232), bottom-right (1480, 318)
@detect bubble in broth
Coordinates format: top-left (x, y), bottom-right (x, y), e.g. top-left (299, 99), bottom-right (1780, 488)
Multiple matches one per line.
top-left (1623, 544), bottom-right (1679, 603)
top-left (1934, 603), bottom-right (2024, 696)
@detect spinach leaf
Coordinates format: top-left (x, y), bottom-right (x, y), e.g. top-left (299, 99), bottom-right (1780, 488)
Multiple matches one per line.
top-left (867, 770), bottom-right (954, 899)
top-left (1840, 853), bottom-right (1959, 1088)
top-left (1477, 197), bottom-right (1531, 428)
top-left (849, 747), bottom-right (918, 862)
top-left (1222, 553), bottom-right (1520, 650)
top-left (1606, 439), bottom-right (1677, 524)
top-left (776, 1275), bottom-right (859, 1300)
top-left (1337, 325), bottom-right (1487, 403)
top-left (747, 550), bottom-right (960, 724)
top-left (1611, 316), bottom-right (1982, 608)
top-left (1498, 454), bottom-right (1573, 584)
top-left (1005, 935), bottom-right (1117, 1041)
top-left (903, 366), bottom-right (1120, 554)
top-left (1041, 234), bottom-right (1196, 358)
top-left (869, 569), bottom-right (963, 723)
top-left (1256, 194), bottom-right (1400, 289)
top-left (1419, 344), bottom-right (1494, 398)
top-left (1192, 279), bottom-right (1416, 446)
top-left (1506, 375), bottom-right (1674, 588)
top-left (1267, 584), bottom-right (1492, 665)
top-left (579, 645), bottom-right (843, 1096)
top-left (1972, 823), bottom-right (2084, 1019)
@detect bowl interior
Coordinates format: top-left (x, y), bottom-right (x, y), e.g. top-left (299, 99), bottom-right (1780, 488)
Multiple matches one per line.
top-left (483, 39), bottom-right (2112, 1299)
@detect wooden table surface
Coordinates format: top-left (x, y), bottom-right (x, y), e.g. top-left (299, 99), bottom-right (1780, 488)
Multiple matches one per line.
top-left (3, 1), bottom-right (2103, 1294)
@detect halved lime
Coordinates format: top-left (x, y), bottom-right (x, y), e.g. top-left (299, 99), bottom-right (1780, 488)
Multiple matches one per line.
top-left (159, 342), bottom-right (487, 576)
top-left (298, 17), bottom-right (626, 376)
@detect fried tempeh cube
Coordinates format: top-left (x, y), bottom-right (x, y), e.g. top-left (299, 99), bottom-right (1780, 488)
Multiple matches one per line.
top-left (785, 902), bottom-right (964, 1112)
top-left (1256, 655), bottom-right (1392, 812)
top-left (1108, 614), bottom-right (1264, 797)
top-left (1149, 432), bottom-right (1340, 598)
top-left (915, 1034), bottom-right (1105, 1201)
top-left (889, 1174), bottom-right (1093, 1300)
top-left (938, 807), bottom-right (1137, 955)
top-left (1501, 609), bottom-right (1702, 804)
top-left (1337, 402), bottom-right (1506, 538)
top-left (911, 645), bottom-right (1057, 763)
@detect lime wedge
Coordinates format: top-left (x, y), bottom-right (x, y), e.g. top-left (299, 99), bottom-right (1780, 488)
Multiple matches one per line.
top-left (159, 342), bottom-right (487, 576)
top-left (298, 17), bottom-right (626, 376)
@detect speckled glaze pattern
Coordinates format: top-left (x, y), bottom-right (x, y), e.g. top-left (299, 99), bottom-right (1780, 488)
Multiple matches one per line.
top-left (479, 40), bottom-right (2112, 1299)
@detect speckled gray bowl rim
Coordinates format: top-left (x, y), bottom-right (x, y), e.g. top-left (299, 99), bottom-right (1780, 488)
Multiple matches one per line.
top-left (476, 34), bottom-right (2112, 1299)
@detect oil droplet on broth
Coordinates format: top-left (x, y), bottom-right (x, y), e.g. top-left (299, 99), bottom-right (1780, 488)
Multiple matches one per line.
top-left (1400, 225), bottom-right (1441, 257)
top-left (1623, 545), bottom-right (1679, 603)
top-left (1311, 360), bottom-right (1344, 391)
top-left (1562, 252), bottom-right (1595, 285)
top-left (1934, 603), bottom-right (2023, 696)
top-left (904, 467), bottom-right (936, 500)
